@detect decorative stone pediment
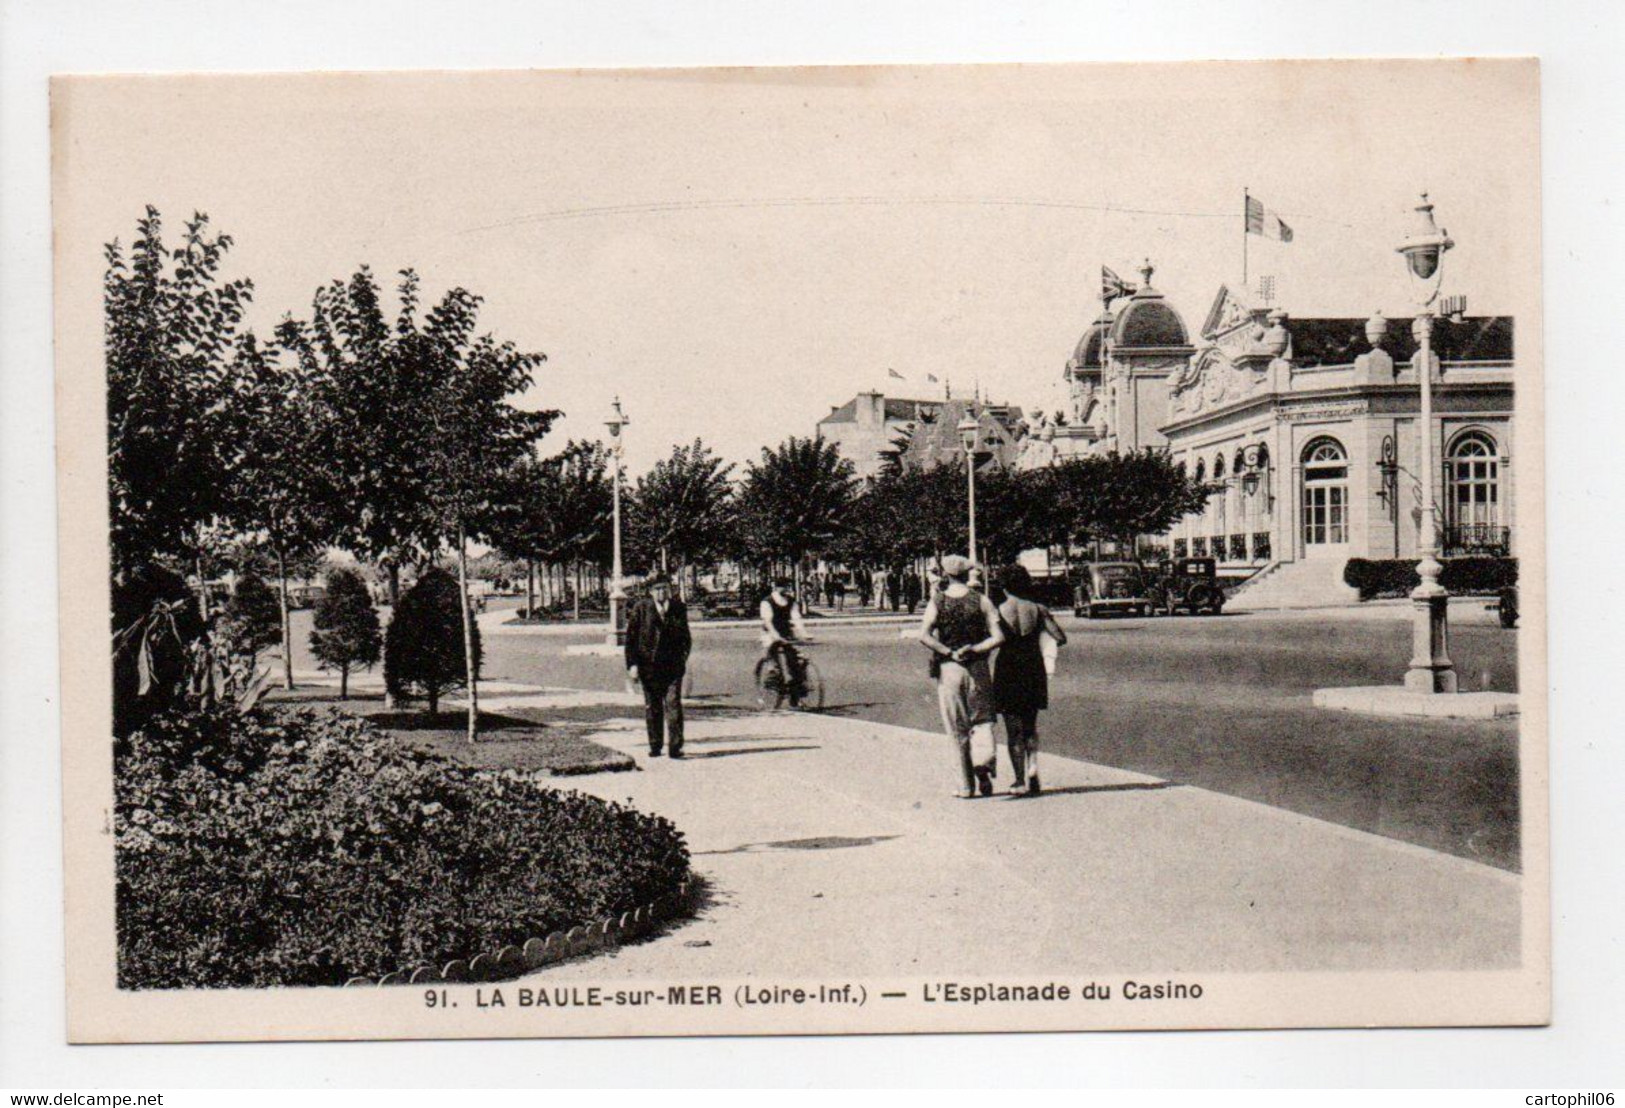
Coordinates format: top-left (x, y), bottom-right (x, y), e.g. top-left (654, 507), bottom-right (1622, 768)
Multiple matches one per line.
top-left (1168, 345), bottom-right (1272, 419)
top-left (1200, 284), bottom-right (1263, 341)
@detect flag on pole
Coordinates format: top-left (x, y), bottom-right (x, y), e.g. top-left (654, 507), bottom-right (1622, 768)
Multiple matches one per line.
top-left (925, 373), bottom-right (940, 383)
top-left (1245, 195), bottom-right (1294, 242)
top-left (887, 368), bottom-right (905, 379)
top-left (1102, 265), bottom-right (1135, 302)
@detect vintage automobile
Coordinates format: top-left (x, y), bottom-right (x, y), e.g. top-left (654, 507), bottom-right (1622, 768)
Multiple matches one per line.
top-left (287, 584), bottom-right (328, 609)
top-left (1072, 561), bottom-right (1153, 619)
top-left (1148, 557), bottom-right (1226, 616)
top-left (1495, 584), bottom-right (1518, 629)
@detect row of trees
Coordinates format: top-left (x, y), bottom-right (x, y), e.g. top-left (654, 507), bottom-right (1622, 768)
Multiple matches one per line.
top-left (524, 435), bottom-right (1210, 593)
top-left (108, 206), bottom-right (1208, 742)
top-left (109, 207), bottom-right (551, 741)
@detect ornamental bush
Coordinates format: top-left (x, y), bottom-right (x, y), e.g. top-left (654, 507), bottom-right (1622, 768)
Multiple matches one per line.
top-left (1343, 556), bottom-right (1518, 600)
top-left (115, 706), bottom-right (690, 989)
top-left (225, 571), bottom-right (282, 660)
top-left (310, 568), bottom-right (382, 698)
top-left (384, 568), bottom-right (479, 714)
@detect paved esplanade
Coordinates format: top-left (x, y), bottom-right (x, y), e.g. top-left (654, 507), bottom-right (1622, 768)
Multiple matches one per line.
top-left (485, 684), bottom-right (1517, 980)
top-left (447, 603), bottom-right (1521, 981)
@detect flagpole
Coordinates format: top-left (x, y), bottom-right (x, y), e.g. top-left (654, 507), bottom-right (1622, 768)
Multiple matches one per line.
top-left (1243, 187), bottom-right (1250, 297)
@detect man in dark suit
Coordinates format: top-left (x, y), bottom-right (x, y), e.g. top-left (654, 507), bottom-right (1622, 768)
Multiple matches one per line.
top-left (624, 573), bottom-right (692, 758)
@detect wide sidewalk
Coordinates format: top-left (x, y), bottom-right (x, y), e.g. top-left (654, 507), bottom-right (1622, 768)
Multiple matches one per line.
top-left (445, 675), bottom-right (1523, 981)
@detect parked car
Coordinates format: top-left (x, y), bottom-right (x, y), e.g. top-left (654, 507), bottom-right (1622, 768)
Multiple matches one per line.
top-left (1073, 562), bottom-right (1153, 618)
top-left (1495, 584), bottom-right (1518, 629)
top-left (287, 585), bottom-right (327, 609)
top-left (1148, 557), bottom-right (1226, 616)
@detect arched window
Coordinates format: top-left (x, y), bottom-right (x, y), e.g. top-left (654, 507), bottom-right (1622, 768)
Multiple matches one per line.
top-left (1447, 430), bottom-right (1501, 542)
top-left (1194, 459), bottom-right (1205, 482)
top-left (1213, 454), bottom-right (1226, 480)
top-left (1234, 446), bottom-right (1247, 475)
top-left (1301, 437), bottom-right (1348, 549)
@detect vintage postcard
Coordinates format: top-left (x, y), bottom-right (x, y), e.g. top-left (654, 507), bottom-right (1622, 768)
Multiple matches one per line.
top-left (54, 59), bottom-right (1546, 1042)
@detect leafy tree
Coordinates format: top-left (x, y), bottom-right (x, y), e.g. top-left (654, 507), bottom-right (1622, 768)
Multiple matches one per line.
top-left (489, 441), bottom-right (613, 618)
top-left (310, 568), bottom-right (382, 699)
top-left (1052, 450), bottom-right (1209, 552)
top-left (285, 269), bottom-right (445, 607)
top-left (220, 328), bottom-right (338, 689)
top-left (105, 207), bottom-right (253, 584)
top-left (970, 465), bottom-right (1053, 566)
top-left (627, 439), bottom-right (737, 587)
top-left (736, 436), bottom-right (857, 590)
top-left (411, 288), bottom-right (554, 740)
top-left (384, 568), bottom-right (480, 716)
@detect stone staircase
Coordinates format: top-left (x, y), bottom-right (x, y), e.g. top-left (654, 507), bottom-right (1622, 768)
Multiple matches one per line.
top-left (1226, 557), bottom-right (1359, 611)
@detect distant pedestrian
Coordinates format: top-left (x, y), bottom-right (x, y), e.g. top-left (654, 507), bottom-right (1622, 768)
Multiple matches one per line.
top-left (625, 573), bottom-right (692, 759)
top-left (992, 565), bottom-right (1068, 795)
top-left (887, 567), bottom-right (903, 612)
top-left (857, 568), bottom-right (874, 609)
top-left (920, 555), bottom-right (1006, 798)
top-left (902, 570), bottom-right (923, 615)
top-left (832, 574), bottom-right (847, 610)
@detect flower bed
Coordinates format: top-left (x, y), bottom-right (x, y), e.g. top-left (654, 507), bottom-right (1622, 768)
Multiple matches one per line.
top-left (115, 706), bottom-right (690, 989)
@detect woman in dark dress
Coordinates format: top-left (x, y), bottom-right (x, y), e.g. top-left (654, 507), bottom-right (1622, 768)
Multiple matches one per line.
top-left (992, 564), bottom-right (1068, 795)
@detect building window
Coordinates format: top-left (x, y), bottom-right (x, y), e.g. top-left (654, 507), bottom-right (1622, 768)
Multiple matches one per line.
top-left (1301, 437), bottom-right (1349, 548)
top-left (1445, 430), bottom-right (1507, 554)
top-left (1174, 538), bottom-right (1188, 558)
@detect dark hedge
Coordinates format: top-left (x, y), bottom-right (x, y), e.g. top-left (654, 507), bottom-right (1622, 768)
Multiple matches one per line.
top-left (115, 706), bottom-right (689, 989)
top-left (1343, 557), bottom-right (1518, 601)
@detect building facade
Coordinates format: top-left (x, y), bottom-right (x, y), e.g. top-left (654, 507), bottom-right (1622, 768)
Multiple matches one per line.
top-left (1039, 265), bottom-right (1517, 582)
top-left (818, 389), bottom-right (1025, 481)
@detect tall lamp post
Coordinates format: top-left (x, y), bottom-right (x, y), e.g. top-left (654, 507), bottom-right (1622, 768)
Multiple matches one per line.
top-left (1395, 193), bottom-right (1458, 693)
top-left (605, 396), bottom-right (630, 647)
top-left (958, 414), bottom-right (980, 561)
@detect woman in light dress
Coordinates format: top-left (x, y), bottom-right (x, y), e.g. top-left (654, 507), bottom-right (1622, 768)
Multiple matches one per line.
top-left (919, 555), bottom-right (1005, 798)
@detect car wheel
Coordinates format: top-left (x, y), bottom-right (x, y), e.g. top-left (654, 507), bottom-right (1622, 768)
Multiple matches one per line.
top-left (1085, 603), bottom-right (1098, 619)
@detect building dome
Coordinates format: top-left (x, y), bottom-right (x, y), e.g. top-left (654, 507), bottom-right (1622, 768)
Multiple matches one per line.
top-left (1108, 261), bottom-right (1191, 348)
top-left (1068, 317), bottom-right (1110, 372)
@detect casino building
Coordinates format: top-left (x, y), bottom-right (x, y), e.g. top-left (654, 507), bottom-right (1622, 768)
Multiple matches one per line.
top-left (1043, 261), bottom-right (1516, 606)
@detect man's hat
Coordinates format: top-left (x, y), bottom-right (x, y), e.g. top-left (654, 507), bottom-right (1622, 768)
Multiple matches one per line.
top-left (773, 576), bottom-right (794, 588)
top-left (644, 572), bottom-right (671, 587)
top-left (939, 554), bottom-right (974, 580)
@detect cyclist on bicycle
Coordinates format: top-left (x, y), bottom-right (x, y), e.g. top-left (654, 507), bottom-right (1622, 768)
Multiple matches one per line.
top-left (760, 576), bottom-right (809, 704)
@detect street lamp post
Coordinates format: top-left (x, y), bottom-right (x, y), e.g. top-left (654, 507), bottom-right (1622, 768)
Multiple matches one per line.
top-left (958, 414), bottom-right (980, 561)
top-left (1395, 193), bottom-right (1458, 694)
top-left (605, 397), bottom-right (629, 647)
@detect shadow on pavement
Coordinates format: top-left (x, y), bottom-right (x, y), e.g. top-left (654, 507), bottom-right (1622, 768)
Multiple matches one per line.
top-left (676, 744), bottom-right (821, 761)
top-left (696, 834), bottom-right (901, 856)
top-left (1001, 780), bottom-right (1181, 800)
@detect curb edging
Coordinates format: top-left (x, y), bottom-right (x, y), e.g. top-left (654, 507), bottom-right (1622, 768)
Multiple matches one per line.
top-left (341, 876), bottom-right (698, 988)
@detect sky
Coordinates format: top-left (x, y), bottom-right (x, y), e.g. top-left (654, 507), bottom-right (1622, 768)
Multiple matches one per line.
top-left (53, 61), bottom-right (1540, 474)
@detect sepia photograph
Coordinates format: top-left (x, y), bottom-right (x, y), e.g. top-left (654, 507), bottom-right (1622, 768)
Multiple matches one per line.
top-left (49, 57), bottom-right (1549, 1044)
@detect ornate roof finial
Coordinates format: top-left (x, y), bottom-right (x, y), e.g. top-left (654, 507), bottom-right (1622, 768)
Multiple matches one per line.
top-left (1140, 258), bottom-right (1155, 289)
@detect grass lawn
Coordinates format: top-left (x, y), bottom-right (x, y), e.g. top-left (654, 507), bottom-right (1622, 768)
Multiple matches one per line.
top-left (264, 688), bottom-right (636, 776)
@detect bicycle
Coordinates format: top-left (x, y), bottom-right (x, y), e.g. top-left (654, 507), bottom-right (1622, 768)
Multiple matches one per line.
top-left (753, 639), bottom-right (824, 711)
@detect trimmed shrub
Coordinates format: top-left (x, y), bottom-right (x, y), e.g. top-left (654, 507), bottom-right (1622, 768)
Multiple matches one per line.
top-left (225, 571), bottom-right (282, 659)
top-left (115, 706), bottom-right (690, 988)
top-left (311, 568), bottom-right (382, 699)
top-left (384, 568), bottom-right (480, 714)
top-left (1344, 557), bottom-right (1518, 600)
